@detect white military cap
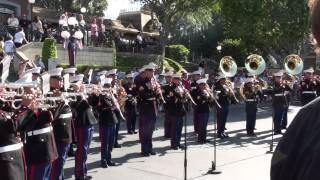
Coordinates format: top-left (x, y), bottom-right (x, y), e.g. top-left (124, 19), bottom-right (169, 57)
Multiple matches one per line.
top-left (273, 71), bottom-right (284, 77)
top-left (192, 70), bottom-right (202, 75)
top-left (245, 78), bottom-right (254, 83)
top-left (107, 69), bottom-right (118, 76)
top-left (196, 78), bottom-right (208, 84)
top-left (144, 64), bottom-right (155, 70)
top-left (11, 72), bottom-right (38, 88)
top-left (63, 67), bottom-right (77, 74)
top-left (303, 67), bottom-right (314, 73)
top-left (139, 67), bottom-right (146, 73)
top-left (21, 67), bottom-right (41, 77)
top-left (70, 74), bottom-right (84, 83)
top-left (126, 73), bottom-right (134, 78)
top-left (162, 71), bottom-right (174, 77)
top-left (97, 70), bottom-right (108, 76)
top-left (217, 74), bottom-right (226, 81)
top-left (104, 78), bottom-right (113, 85)
top-left (173, 73), bottom-right (182, 79)
top-left (48, 68), bottom-right (63, 77)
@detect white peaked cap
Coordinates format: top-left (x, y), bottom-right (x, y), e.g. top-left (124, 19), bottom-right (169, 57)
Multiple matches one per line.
top-left (273, 71), bottom-right (284, 77)
top-left (148, 62), bottom-right (157, 68)
top-left (303, 67), bottom-right (314, 73)
top-left (70, 74), bottom-right (84, 83)
top-left (196, 78), bottom-right (208, 84)
top-left (22, 67), bottom-right (41, 77)
top-left (107, 69), bottom-right (118, 76)
top-left (48, 67), bottom-right (63, 77)
top-left (217, 74), bottom-right (226, 81)
top-left (173, 73), bottom-right (182, 79)
top-left (192, 70), bottom-right (202, 75)
top-left (139, 67), bottom-right (146, 73)
top-left (144, 64), bottom-right (155, 70)
top-left (97, 70), bottom-right (108, 76)
top-left (245, 78), bottom-right (254, 83)
top-left (162, 71), bottom-right (174, 77)
top-left (104, 78), bottom-right (113, 85)
top-left (126, 73), bottom-right (134, 78)
top-left (11, 72), bottom-right (38, 88)
top-left (63, 67), bottom-right (77, 74)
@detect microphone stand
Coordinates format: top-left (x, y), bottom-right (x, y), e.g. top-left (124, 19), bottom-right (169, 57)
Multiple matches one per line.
top-left (207, 107), bottom-right (222, 174)
top-left (184, 112), bottom-right (187, 180)
top-left (266, 111), bottom-right (274, 154)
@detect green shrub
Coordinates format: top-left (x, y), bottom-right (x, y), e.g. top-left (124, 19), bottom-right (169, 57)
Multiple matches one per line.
top-left (112, 41), bottom-right (117, 66)
top-left (42, 38), bottom-right (58, 69)
top-left (164, 58), bottom-right (186, 73)
top-left (165, 44), bottom-right (190, 62)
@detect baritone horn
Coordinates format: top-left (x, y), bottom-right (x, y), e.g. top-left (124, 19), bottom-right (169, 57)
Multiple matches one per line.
top-left (284, 54), bottom-right (303, 75)
top-left (219, 56), bottom-right (237, 77)
top-left (245, 54), bottom-right (266, 75)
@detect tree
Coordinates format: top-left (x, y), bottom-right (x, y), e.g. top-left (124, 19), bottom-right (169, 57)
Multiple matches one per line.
top-left (135, 0), bottom-right (216, 68)
top-left (35, 0), bottom-right (107, 16)
top-left (217, 0), bottom-right (310, 62)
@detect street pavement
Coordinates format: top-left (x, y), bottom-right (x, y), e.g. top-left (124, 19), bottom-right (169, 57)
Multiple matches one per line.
top-left (64, 103), bottom-right (301, 180)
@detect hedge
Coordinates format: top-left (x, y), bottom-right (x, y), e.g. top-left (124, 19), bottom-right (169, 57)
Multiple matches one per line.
top-left (42, 38), bottom-right (58, 68)
top-left (165, 44), bottom-right (190, 62)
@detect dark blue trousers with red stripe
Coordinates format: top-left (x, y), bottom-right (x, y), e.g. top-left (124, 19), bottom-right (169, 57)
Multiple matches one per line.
top-left (99, 124), bottom-right (115, 163)
top-left (75, 125), bottom-right (94, 178)
top-left (50, 143), bottom-right (70, 180)
top-left (27, 162), bottom-right (52, 180)
top-left (139, 113), bottom-right (156, 153)
top-left (198, 112), bottom-right (209, 142)
top-left (170, 115), bottom-right (183, 148)
top-left (193, 110), bottom-right (200, 134)
top-left (125, 107), bottom-right (136, 133)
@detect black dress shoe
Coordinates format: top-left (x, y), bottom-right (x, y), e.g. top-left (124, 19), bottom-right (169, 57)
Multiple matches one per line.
top-left (107, 161), bottom-right (118, 166)
top-left (274, 131), bottom-right (283, 135)
top-left (68, 150), bottom-right (76, 157)
top-left (222, 133), bottom-right (229, 138)
top-left (141, 152), bottom-right (150, 157)
top-left (75, 176), bottom-right (86, 180)
top-left (217, 134), bottom-right (224, 139)
top-left (114, 144), bottom-right (122, 148)
top-left (128, 131), bottom-right (133, 134)
top-left (133, 131), bottom-right (138, 134)
top-left (149, 151), bottom-right (156, 155)
top-left (85, 175), bottom-right (93, 180)
top-left (281, 127), bottom-right (287, 130)
top-left (178, 145), bottom-right (185, 149)
top-left (100, 161), bottom-right (108, 168)
top-left (247, 133), bottom-right (256, 136)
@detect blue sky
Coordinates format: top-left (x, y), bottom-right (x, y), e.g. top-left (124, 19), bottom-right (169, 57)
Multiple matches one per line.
top-left (104, 0), bottom-right (142, 19)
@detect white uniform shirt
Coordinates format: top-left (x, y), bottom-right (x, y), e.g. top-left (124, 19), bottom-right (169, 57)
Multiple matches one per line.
top-left (14, 31), bottom-right (25, 44)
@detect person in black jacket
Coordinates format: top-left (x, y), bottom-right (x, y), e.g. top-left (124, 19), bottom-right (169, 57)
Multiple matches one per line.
top-left (71, 76), bottom-right (97, 180)
top-left (161, 71), bottom-right (173, 138)
top-left (215, 75), bottom-right (233, 139)
top-left (92, 78), bottom-right (118, 168)
top-left (123, 73), bottom-right (138, 134)
top-left (300, 67), bottom-right (318, 106)
top-left (190, 70), bottom-right (202, 134)
top-left (167, 74), bottom-right (186, 149)
top-left (49, 74), bottom-right (73, 180)
top-left (193, 78), bottom-right (214, 143)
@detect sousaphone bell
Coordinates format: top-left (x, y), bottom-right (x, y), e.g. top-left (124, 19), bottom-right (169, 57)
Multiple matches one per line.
top-left (219, 56), bottom-right (237, 77)
top-left (245, 54), bottom-right (266, 75)
top-left (284, 54), bottom-right (303, 75)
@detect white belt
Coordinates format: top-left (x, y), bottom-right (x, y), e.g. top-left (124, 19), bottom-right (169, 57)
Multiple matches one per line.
top-left (27, 126), bottom-right (53, 137)
top-left (274, 93), bottom-right (284, 97)
top-left (302, 91), bottom-right (316, 94)
top-left (146, 98), bottom-right (156, 101)
top-left (284, 91), bottom-right (290, 95)
top-left (0, 142), bottom-right (23, 154)
top-left (246, 99), bottom-right (255, 102)
top-left (59, 113), bottom-right (72, 119)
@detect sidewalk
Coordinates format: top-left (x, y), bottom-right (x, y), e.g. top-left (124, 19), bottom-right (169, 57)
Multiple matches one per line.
top-left (64, 104), bottom-right (301, 180)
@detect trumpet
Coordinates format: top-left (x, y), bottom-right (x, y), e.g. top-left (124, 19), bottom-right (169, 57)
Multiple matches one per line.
top-left (151, 75), bottom-right (166, 104)
top-left (176, 83), bottom-right (197, 105)
top-left (102, 87), bottom-right (126, 121)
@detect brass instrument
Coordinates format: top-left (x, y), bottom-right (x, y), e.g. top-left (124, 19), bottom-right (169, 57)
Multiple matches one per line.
top-left (284, 54), bottom-right (303, 75)
top-left (176, 83), bottom-right (197, 105)
top-left (103, 87), bottom-right (126, 121)
top-left (219, 56), bottom-right (237, 77)
top-left (245, 54), bottom-right (266, 75)
top-left (151, 75), bottom-right (166, 104)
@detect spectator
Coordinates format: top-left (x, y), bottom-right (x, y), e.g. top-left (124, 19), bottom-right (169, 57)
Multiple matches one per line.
top-left (14, 27), bottom-right (28, 48)
top-left (135, 32), bottom-right (143, 52)
top-left (34, 16), bottom-right (44, 42)
top-left (33, 55), bottom-right (46, 71)
top-left (98, 18), bottom-right (106, 46)
top-left (91, 18), bottom-right (98, 47)
top-left (4, 35), bottom-right (15, 56)
top-left (59, 13), bottom-right (68, 29)
top-left (78, 14), bottom-right (86, 45)
top-left (7, 13), bottom-right (19, 28)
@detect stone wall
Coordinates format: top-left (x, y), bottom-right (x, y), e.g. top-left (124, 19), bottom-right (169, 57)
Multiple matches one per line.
top-left (16, 42), bottom-right (114, 66)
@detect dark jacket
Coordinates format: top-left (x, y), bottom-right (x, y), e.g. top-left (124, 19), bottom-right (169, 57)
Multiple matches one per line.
top-left (23, 109), bottom-right (58, 165)
top-left (72, 95), bottom-right (98, 128)
top-left (51, 101), bottom-right (73, 144)
top-left (165, 84), bottom-right (186, 117)
top-left (192, 88), bottom-right (212, 113)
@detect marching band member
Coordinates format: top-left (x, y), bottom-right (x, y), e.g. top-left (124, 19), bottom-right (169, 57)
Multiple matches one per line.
top-left (161, 71), bottom-right (173, 138)
top-left (167, 73), bottom-right (186, 149)
top-left (92, 78), bottom-right (119, 168)
top-left (71, 74), bottom-right (97, 180)
top-left (242, 78), bottom-right (259, 136)
top-left (190, 70), bottom-right (202, 134)
top-left (215, 74), bottom-right (232, 139)
top-left (193, 78), bottom-right (213, 143)
top-left (281, 72), bottom-right (293, 130)
top-left (18, 73), bottom-right (58, 180)
top-left (135, 64), bottom-right (158, 156)
top-left (123, 73), bottom-right (138, 134)
top-left (0, 82), bottom-right (38, 180)
top-left (49, 68), bottom-right (73, 180)
top-left (300, 67), bottom-right (318, 106)
top-left (107, 69), bottom-right (122, 148)
top-left (271, 71), bottom-right (288, 135)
